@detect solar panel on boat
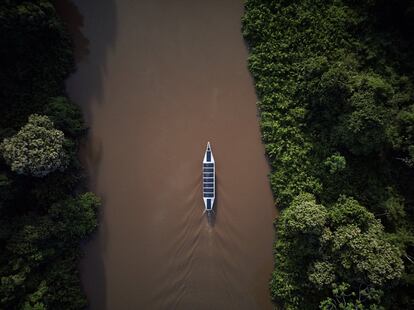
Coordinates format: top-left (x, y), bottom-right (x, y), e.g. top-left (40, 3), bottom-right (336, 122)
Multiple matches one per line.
top-left (203, 168), bottom-right (214, 172)
top-left (203, 188), bottom-right (214, 193)
top-left (204, 183), bottom-right (214, 188)
top-left (203, 178), bottom-right (214, 182)
top-left (203, 163), bottom-right (214, 167)
top-left (206, 151), bottom-right (211, 162)
top-left (206, 199), bottom-right (212, 210)
top-left (203, 173), bottom-right (214, 177)
top-left (204, 193), bottom-right (214, 198)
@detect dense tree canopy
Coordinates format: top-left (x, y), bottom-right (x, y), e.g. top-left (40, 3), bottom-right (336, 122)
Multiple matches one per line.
top-left (271, 194), bottom-right (403, 309)
top-left (0, 0), bottom-right (98, 308)
top-left (243, 0), bottom-right (414, 308)
top-left (0, 193), bottom-right (100, 309)
top-left (0, 0), bottom-right (74, 130)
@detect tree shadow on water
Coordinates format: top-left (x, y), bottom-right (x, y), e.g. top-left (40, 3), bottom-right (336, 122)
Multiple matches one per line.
top-left (54, 0), bottom-right (117, 309)
top-left (55, 0), bottom-right (118, 122)
top-left (79, 135), bottom-right (108, 310)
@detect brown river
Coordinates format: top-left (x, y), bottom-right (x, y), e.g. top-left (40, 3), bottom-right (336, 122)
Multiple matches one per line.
top-left (57, 0), bottom-right (276, 309)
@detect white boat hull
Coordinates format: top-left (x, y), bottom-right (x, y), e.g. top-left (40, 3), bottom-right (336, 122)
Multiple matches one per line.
top-left (202, 142), bottom-right (215, 211)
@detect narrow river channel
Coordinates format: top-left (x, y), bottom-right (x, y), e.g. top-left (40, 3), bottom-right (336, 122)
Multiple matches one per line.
top-left (57, 0), bottom-right (276, 309)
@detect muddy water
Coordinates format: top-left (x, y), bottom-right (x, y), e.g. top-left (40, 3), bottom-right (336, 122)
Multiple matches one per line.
top-left (57, 0), bottom-right (276, 309)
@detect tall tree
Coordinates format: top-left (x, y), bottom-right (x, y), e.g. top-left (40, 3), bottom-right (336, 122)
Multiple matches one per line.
top-left (1, 115), bottom-right (68, 177)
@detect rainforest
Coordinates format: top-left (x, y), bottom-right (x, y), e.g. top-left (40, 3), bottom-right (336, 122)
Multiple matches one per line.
top-left (1, 0), bottom-right (413, 309)
top-left (0, 1), bottom-right (99, 309)
top-left (243, 0), bottom-right (414, 308)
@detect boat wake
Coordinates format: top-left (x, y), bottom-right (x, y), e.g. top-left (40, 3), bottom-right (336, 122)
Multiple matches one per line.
top-left (205, 210), bottom-right (216, 227)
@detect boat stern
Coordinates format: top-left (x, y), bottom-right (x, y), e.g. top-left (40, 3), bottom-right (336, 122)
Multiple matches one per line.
top-left (203, 197), bottom-right (215, 211)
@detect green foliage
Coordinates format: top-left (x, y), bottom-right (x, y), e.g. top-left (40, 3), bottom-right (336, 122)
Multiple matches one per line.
top-left (0, 0), bottom-right (74, 130)
top-left (48, 193), bottom-right (100, 244)
top-left (41, 254), bottom-right (88, 309)
top-left (1, 115), bottom-right (68, 177)
top-left (319, 283), bottom-right (384, 310)
top-left (44, 97), bottom-right (86, 138)
top-left (308, 262), bottom-right (336, 288)
top-left (324, 153), bottom-right (346, 174)
top-left (272, 194), bottom-right (403, 309)
top-left (278, 193), bottom-right (327, 235)
top-left (22, 281), bottom-right (47, 310)
top-left (243, 0), bottom-right (414, 307)
top-left (0, 193), bottom-right (100, 309)
top-left (0, 0), bottom-right (98, 308)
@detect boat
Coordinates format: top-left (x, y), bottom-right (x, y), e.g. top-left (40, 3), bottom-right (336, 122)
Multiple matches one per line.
top-left (202, 142), bottom-right (215, 211)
